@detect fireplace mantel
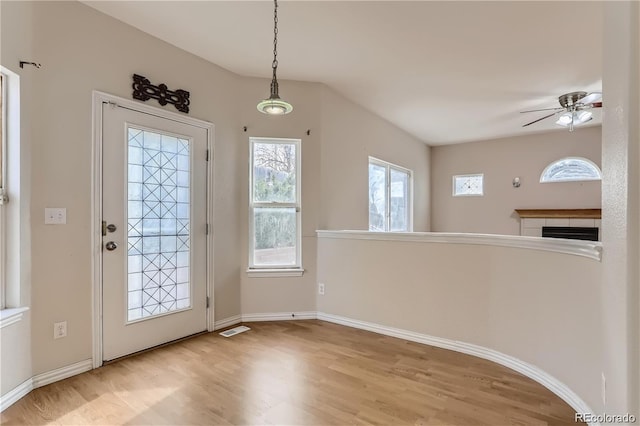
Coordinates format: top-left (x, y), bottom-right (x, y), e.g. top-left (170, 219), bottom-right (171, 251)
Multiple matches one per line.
top-left (515, 209), bottom-right (601, 219)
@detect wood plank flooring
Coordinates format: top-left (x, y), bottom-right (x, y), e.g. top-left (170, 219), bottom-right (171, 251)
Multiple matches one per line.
top-left (2, 320), bottom-right (582, 425)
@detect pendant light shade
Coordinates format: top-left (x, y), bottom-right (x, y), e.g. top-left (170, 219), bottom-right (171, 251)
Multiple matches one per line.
top-left (257, 0), bottom-right (293, 115)
top-left (257, 98), bottom-right (293, 115)
top-left (257, 80), bottom-right (293, 115)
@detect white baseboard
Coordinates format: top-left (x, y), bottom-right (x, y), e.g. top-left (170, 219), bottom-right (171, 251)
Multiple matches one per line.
top-left (1, 359), bottom-right (93, 412)
top-left (316, 312), bottom-right (598, 426)
top-left (242, 311), bottom-right (317, 322)
top-left (0, 378), bottom-right (33, 412)
top-left (32, 359), bottom-right (93, 388)
top-left (214, 315), bottom-right (242, 330)
top-left (213, 311), bottom-right (316, 330)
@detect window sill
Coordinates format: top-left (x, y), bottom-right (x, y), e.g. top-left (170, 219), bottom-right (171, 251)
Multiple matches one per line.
top-left (0, 307), bottom-right (29, 329)
top-left (246, 268), bottom-right (305, 278)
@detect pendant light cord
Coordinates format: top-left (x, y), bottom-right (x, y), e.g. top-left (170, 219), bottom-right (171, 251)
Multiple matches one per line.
top-left (257, 0), bottom-right (292, 113)
top-left (270, 0), bottom-right (280, 96)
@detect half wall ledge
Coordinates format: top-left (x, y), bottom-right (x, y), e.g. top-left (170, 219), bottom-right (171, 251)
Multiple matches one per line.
top-left (315, 230), bottom-right (602, 261)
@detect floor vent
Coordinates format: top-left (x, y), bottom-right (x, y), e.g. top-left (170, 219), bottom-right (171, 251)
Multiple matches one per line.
top-left (219, 325), bottom-right (251, 338)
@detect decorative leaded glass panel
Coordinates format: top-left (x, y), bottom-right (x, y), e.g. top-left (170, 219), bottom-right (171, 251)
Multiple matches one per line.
top-left (127, 128), bottom-right (190, 322)
top-left (540, 157), bottom-right (602, 183)
top-left (453, 174), bottom-right (484, 196)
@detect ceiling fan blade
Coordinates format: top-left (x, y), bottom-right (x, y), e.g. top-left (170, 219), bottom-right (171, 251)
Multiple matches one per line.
top-left (520, 107), bottom-right (564, 114)
top-left (579, 92), bottom-right (602, 105)
top-left (522, 111), bottom-right (562, 127)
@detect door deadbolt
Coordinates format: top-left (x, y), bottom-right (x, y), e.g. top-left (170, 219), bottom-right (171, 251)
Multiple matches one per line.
top-left (105, 241), bottom-right (118, 251)
top-left (102, 221), bottom-right (118, 236)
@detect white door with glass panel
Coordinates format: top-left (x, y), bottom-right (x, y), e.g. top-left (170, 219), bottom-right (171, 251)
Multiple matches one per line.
top-left (102, 103), bottom-right (209, 361)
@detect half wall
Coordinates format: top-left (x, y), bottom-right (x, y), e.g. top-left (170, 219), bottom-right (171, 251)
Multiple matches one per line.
top-left (317, 231), bottom-right (603, 415)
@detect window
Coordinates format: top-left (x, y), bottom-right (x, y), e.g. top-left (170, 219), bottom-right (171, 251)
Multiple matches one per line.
top-left (368, 157), bottom-right (413, 232)
top-left (453, 174), bottom-right (484, 196)
top-left (0, 73), bottom-right (4, 199)
top-left (249, 138), bottom-right (301, 270)
top-left (0, 72), bottom-right (6, 309)
top-left (0, 66), bottom-right (20, 313)
top-left (540, 157), bottom-right (602, 183)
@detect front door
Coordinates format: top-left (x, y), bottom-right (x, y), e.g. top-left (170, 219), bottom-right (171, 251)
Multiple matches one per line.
top-left (102, 102), bottom-right (209, 361)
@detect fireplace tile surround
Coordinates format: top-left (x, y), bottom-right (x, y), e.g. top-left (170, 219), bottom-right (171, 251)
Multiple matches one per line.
top-left (515, 209), bottom-right (602, 241)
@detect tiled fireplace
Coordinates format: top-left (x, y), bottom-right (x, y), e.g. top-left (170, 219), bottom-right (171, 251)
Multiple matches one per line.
top-left (515, 209), bottom-right (602, 241)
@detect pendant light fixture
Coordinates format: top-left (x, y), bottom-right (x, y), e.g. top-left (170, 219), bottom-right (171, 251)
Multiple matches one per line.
top-left (257, 0), bottom-right (293, 115)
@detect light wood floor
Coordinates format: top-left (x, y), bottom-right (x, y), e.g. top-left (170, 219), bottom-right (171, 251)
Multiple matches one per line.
top-left (2, 320), bottom-right (582, 425)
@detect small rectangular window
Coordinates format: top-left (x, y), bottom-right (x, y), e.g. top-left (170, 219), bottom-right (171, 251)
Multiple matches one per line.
top-left (368, 157), bottom-right (413, 232)
top-left (453, 174), bottom-right (484, 196)
top-left (249, 138), bottom-right (301, 269)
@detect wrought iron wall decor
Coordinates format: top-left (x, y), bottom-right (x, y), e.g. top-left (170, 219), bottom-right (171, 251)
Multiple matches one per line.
top-left (132, 74), bottom-right (190, 113)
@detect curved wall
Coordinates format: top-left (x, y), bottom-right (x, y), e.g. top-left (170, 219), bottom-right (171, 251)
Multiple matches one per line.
top-left (317, 231), bottom-right (603, 414)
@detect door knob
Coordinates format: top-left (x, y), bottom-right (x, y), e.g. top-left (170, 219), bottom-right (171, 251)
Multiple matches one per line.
top-left (105, 241), bottom-right (118, 251)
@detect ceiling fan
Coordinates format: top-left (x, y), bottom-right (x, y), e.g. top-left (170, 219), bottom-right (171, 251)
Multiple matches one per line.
top-left (521, 91), bottom-right (602, 132)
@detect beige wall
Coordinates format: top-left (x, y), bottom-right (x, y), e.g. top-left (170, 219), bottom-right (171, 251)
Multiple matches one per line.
top-left (237, 82), bottom-right (431, 315)
top-left (238, 79), bottom-right (323, 315)
top-left (431, 127), bottom-right (601, 235)
top-left (320, 88), bottom-right (431, 231)
top-left (317, 234), bottom-right (603, 413)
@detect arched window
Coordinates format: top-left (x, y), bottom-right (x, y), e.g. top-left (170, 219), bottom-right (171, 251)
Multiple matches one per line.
top-left (540, 157), bottom-right (602, 183)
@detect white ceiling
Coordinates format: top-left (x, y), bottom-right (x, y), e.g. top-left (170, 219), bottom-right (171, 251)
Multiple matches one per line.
top-left (83, 1), bottom-right (603, 145)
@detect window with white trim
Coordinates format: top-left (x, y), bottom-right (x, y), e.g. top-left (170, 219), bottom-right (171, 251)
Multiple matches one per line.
top-left (453, 173), bottom-right (484, 196)
top-left (0, 67), bottom-right (17, 311)
top-left (540, 157), bottom-right (602, 183)
top-left (0, 72), bottom-right (6, 309)
top-left (368, 157), bottom-right (413, 232)
top-left (249, 138), bottom-right (301, 270)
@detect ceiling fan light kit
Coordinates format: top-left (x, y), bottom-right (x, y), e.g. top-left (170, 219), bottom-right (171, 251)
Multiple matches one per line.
top-left (555, 110), bottom-right (592, 127)
top-left (521, 91), bottom-right (602, 132)
top-left (257, 0), bottom-right (293, 115)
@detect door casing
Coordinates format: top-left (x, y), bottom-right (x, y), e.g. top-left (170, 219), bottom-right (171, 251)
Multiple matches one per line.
top-left (91, 91), bottom-right (215, 368)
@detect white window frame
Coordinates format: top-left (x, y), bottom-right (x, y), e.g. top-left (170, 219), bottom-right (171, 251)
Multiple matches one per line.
top-left (452, 173), bottom-right (484, 197)
top-left (368, 157), bottom-right (414, 232)
top-left (0, 65), bottom-right (25, 321)
top-left (248, 137), bottom-right (302, 275)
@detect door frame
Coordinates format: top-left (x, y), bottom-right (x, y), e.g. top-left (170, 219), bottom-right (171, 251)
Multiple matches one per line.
top-left (91, 91), bottom-right (214, 368)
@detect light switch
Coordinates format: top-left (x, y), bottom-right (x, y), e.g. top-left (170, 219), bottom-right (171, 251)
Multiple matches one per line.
top-left (45, 208), bottom-right (67, 225)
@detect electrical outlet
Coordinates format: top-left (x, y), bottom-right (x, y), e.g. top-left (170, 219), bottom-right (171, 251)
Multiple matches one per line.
top-left (54, 321), bottom-right (67, 339)
top-left (318, 282), bottom-right (325, 295)
top-left (45, 208), bottom-right (67, 225)
top-left (601, 372), bottom-right (606, 406)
